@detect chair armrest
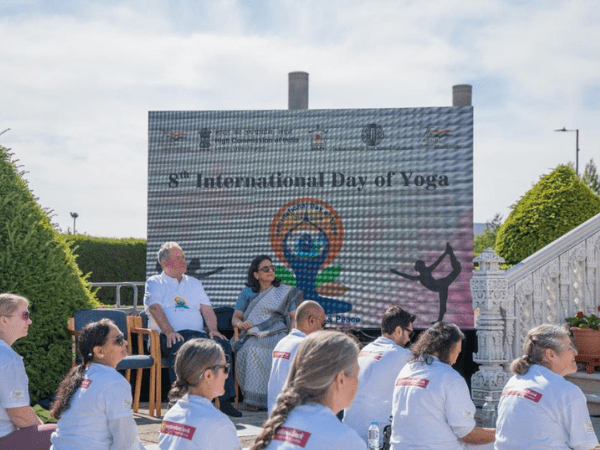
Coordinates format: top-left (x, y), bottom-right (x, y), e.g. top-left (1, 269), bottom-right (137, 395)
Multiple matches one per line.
top-left (233, 325), bottom-right (239, 343)
top-left (130, 326), bottom-right (161, 361)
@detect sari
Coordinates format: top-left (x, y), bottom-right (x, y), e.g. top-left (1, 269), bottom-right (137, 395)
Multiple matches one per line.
top-left (234, 284), bottom-right (303, 407)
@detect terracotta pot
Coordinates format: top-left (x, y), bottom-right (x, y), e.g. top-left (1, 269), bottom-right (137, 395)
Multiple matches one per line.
top-left (571, 327), bottom-right (600, 356)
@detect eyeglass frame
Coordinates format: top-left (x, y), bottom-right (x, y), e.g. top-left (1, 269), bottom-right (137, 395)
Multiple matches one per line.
top-left (257, 265), bottom-right (276, 273)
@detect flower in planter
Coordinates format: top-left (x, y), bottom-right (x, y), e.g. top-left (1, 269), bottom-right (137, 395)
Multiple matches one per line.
top-left (565, 308), bottom-right (600, 331)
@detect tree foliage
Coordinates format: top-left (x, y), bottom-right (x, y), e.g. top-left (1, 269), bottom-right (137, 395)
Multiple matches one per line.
top-left (0, 145), bottom-right (97, 401)
top-left (66, 235), bottom-right (146, 306)
top-left (581, 158), bottom-right (600, 195)
top-left (474, 213), bottom-right (503, 257)
top-left (495, 165), bottom-right (600, 265)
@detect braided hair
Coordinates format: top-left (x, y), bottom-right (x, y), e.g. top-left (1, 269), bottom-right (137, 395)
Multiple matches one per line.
top-left (251, 331), bottom-right (359, 450)
top-left (510, 324), bottom-right (571, 375)
top-left (50, 319), bottom-right (113, 419)
top-left (168, 338), bottom-right (224, 402)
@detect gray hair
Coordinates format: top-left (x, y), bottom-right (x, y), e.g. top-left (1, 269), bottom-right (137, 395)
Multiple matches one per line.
top-left (0, 293), bottom-right (29, 318)
top-left (510, 324), bottom-right (571, 375)
top-left (157, 242), bottom-right (181, 264)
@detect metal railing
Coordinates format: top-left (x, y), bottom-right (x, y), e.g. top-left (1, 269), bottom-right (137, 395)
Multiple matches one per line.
top-left (90, 281), bottom-right (146, 313)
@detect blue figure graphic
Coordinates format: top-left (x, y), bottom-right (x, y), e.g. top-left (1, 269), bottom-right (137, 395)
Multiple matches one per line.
top-left (283, 212), bottom-right (352, 314)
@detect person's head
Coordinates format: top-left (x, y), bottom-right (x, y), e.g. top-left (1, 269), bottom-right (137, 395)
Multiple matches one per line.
top-left (158, 242), bottom-right (187, 280)
top-left (252, 331), bottom-right (359, 450)
top-left (381, 306), bottom-right (416, 346)
top-left (511, 324), bottom-right (577, 376)
top-left (169, 338), bottom-right (228, 402)
top-left (295, 301), bottom-right (326, 335)
top-left (414, 260), bottom-right (425, 272)
top-left (50, 318), bottom-right (128, 420)
top-left (411, 322), bottom-right (464, 365)
top-left (246, 255), bottom-right (280, 293)
top-left (0, 293), bottom-right (32, 345)
top-left (79, 319), bottom-right (128, 369)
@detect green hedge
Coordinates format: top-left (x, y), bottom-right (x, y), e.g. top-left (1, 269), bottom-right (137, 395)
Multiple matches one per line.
top-left (66, 235), bottom-right (146, 306)
top-left (0, 146), bottom-right (97, 401)
top-left (496, 165), bottom-right (600, 265)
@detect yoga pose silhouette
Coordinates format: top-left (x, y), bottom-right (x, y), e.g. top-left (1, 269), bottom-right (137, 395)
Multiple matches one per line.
top-left (391, 243), bottom-right (461, 322)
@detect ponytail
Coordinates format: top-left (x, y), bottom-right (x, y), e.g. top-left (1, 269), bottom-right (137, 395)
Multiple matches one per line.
top-left (50, 319), bottom-right (112, 419)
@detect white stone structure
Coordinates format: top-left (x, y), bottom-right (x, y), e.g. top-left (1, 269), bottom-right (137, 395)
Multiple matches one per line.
top-left (470, 213), bottom-right (600, 408)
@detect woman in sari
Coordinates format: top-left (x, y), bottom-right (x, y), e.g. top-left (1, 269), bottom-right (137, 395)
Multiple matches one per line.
top-left (232, 255), bottom-right (303, 410)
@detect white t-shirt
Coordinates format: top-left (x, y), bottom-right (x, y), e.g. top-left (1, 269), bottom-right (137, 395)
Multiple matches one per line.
top-left (267, 329), bottom-right (306, 415)
top-left (390, 356), bottom-right (476, 450)
top-left (144, 272), bottom-right (211, 333)
top-left (495, 364), bottom-right (598, 450)
top-left (343, 336), bottom-right (412, 445)
top-left (50, 363), bottom-right (144, 450)
top-left (158, 394), bottom-right (241, 450)
top-left (0, 340), bottom-right (31, 438)
top-left (264, 403), bottom-right (367, 450)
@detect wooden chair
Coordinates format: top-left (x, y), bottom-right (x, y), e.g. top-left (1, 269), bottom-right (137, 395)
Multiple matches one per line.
top-left (138, 308), bottom-right (237, 415)
top-left (67, 309), bottom-right (157, 417)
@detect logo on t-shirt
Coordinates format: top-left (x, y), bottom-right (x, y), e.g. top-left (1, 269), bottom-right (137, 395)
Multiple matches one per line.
top-left (273, 426), bottom-right (311, 447)
top-left (273, 351), bottom-right (291, 360)
top-left (160, 420), bottom-right (196, 440)
top-left (173, 296), bottom-right (189, 309)
top-left (358, 350), bottom-right (383, 360)
top-left (80, 379), bottom-right (92, 389)
top-left (10, 389), bottom-right (24, 400)
top-left (501, 387), bottom-right (542, 403)
top-left (396, 377), bottom-right (429, 389)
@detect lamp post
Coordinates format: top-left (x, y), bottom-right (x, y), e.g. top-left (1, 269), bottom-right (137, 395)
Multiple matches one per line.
top-left (70, 212), bottom-right (78, 235)
top-left (554, 127), bottom-right (580, 176)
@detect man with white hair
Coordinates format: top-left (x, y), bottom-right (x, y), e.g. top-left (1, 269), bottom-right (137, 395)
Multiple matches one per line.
top-left (267, 300), bottom-right (326, 414)
top-left (143, 241), bottom-right (241, 417)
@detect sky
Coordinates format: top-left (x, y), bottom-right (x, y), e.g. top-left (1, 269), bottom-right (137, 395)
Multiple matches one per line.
top-left (1, 0), bottom-right (599, 238)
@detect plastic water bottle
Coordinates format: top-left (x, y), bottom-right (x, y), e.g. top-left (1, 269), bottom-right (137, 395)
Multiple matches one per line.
top-left (481, 396), bottom-right (497, 428)
top-left (368, 421), bottom-right (380, 449)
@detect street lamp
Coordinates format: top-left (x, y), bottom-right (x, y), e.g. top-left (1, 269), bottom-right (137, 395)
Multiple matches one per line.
top-left (70, 212), bottom-right (79, 235)
top-left (554, 127), bottom-right (580, 176)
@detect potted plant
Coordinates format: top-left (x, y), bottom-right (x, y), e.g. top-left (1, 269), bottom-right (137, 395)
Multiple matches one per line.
top-left (565, 308), bottom-right (600, 373)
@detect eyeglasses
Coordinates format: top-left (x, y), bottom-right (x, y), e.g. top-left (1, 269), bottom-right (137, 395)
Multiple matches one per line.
top-left (210, 363), bottom-right (230, 375)
top-left (404, 328), bottom-right (415, 339)
top-left (258, 265), bottom-right (276, 273)
top-left (112, 333), bottom-right (126, 346)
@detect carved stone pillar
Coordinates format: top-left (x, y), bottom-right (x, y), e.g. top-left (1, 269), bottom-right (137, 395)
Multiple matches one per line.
top-left (470, 248), bottom-right (512, 409)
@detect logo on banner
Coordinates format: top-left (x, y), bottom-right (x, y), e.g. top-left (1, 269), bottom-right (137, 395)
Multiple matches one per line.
top-left (162, 130), bottom-right (187, 141)
top-left (308, 125), bottom-right (328, 148)
top-left (270, 198), bottom-right (351, 314)
top-left (362, 123), bottom-right (384, 146)
top-left (199, 129), bottom-right (211, 148)
top-left (421, 126), bottom-right (455, 147)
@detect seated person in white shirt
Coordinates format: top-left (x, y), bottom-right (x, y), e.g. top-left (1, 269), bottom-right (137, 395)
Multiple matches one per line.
top-left (158, 338), bottom-right (241, 450)
top-left (143, 242), bottom-right (240, 417)
top-left (343, 305), bottom-right (415, 446)
top-left (252, 331), bottom-right (367, 450)
top-left (495, 324), bottom-right (599, 450)
top-left (390, 322), bottom-right (495, 450)
top-left (267, 300), bottom-right (325, 414)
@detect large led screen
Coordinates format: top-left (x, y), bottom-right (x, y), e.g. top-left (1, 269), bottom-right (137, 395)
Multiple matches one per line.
top-left (147, 107), bottom-right (474, 329)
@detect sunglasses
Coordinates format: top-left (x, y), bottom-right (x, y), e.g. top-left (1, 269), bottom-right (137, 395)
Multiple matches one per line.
top-left (21, 311), bottom-right (30, 321)
top-left (210, 362), bottom-right (231, 375)
top-left (404, 328), bottom-right (415, 339)
top-left (112, 333), bottom-right (126, 346)
top-left (258, 265), bottom-right (276, 273)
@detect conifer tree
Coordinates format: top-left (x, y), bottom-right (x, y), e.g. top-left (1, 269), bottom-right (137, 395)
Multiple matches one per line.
top-left (0, 145), bottom-right (97, 401)
top-left (495, 165), bottom-right (600, 265)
